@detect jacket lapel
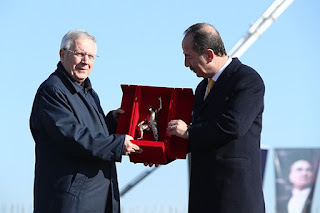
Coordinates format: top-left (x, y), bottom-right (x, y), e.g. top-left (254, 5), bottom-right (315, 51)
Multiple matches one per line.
top-left (199, 58), bottom-right (241, 110)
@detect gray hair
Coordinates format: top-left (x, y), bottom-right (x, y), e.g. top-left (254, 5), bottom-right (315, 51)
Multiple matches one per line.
top-left (60, 30), bottom-right (96, 50)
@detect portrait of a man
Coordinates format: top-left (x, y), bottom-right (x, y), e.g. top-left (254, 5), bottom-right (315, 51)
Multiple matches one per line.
top-left (275, 149), bottom-right (320, 213)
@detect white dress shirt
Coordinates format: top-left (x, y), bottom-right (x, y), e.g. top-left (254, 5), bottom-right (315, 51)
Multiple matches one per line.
top-left (204, 57), bottom-right (232, 98)
top-left (287, 187), bottom-right (311, 213)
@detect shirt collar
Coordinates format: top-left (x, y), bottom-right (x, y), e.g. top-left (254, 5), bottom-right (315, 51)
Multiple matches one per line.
top-left (288, 187), bottom-right (311, 213)
top-left (292, 187), bottom-right (311, 196)
top-left (211, 56), bottom-right (232, 82)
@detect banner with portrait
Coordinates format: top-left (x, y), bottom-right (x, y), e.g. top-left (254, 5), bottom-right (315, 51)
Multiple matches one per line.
top-left (274, 148), bottom-right (320, 213)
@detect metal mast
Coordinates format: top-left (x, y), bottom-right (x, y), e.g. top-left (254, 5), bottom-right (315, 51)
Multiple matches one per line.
top-left (228, 0), bottom-right (294, 58)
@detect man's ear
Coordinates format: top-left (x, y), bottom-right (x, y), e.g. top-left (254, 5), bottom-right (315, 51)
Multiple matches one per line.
top-left (59, 49), bottom-right (65, 62)
top-left (205, 49), bottom-right (214, 63)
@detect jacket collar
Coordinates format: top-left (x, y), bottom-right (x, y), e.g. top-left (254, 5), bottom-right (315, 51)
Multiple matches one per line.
top-left (56, 62), bottom-right (92, 94)
top-left (197, 57), bottom-right (242, 106)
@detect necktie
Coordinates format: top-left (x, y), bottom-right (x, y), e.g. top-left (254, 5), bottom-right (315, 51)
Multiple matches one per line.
top-left (205, 79), bottom-right (215, 99)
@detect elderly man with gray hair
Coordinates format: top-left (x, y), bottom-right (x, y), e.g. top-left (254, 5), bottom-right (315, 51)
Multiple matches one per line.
top-left (30, 30), bottom-right (142, 213)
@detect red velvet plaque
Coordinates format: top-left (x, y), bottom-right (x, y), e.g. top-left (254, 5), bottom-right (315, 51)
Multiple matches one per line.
top-left (116, 85), bottom-right (194, 164)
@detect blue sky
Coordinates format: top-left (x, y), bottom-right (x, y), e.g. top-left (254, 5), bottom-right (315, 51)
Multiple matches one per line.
top-left (1, 0), bottom-right (320, 212)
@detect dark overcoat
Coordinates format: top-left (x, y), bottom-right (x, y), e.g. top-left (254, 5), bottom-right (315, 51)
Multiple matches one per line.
top-left (188, 58), bottom-right (265, 213)
top-left (30, 62), bottom-right (125, 213)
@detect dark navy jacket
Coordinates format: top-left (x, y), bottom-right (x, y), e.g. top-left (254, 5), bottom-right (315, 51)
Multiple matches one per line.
top-left (30, 62), bottom-right (125, 213)
top-left (188, 58), bottom-right (265, 213)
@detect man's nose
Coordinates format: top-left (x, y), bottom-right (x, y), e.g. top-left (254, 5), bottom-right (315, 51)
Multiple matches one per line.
top-left (81, 55), bottom-right (89, 63)
top-left (184, 57), bottom-right (190, 67)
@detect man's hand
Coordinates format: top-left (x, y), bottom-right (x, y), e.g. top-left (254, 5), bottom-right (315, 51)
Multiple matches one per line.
top-left (167, 119), bottom-right (189, 139)
top-left (123, 135), bottom-right (143, 155)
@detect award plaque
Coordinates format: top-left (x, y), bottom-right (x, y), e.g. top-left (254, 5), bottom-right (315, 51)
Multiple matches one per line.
top-left (116, 85), bottom-right (194, 164)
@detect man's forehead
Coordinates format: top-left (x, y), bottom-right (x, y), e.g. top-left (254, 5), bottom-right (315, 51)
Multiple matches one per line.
top-left (74, 38), bottom-right (95, 45)
top-left (182, 36), bottom-right (193, 50)
top-left (183, 34), bottom-right (193, 44)
top-left (73, 38), bottom-right (97, 51)
top-left (291, 160), bottom-right (312, 169)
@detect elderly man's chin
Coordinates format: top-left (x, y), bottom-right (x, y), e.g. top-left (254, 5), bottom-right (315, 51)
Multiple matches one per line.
top-left (74, 72), bottom-right (89, 83)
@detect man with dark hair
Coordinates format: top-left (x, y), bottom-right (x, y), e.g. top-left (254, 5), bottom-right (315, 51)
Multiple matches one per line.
top-left (30, 29), bottom-right (142, 213)
top-left (167, 23), bottom-right (265, 212)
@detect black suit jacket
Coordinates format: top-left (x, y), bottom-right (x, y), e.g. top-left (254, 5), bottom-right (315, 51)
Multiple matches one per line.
top-left (30, 62), bottom-right (125, 213)
top-left (188, 58), bottom-right (265, 213)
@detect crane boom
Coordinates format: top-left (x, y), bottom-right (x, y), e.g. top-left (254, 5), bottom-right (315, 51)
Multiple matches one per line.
top-left (228, 0), bottom-right (294, 58)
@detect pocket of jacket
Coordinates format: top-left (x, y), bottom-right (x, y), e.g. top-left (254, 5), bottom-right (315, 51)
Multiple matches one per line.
top-left (68, 172), bottom-right (87, 197)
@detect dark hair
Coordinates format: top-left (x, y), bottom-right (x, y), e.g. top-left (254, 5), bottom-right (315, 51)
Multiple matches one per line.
top-left (184, 23), bottom-right (227, 56)
top-left (275, 148), bottom-right (320, 179)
